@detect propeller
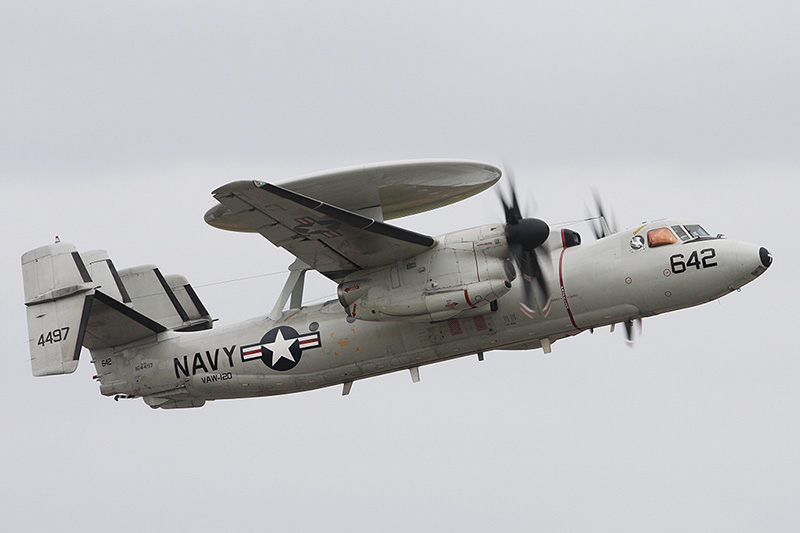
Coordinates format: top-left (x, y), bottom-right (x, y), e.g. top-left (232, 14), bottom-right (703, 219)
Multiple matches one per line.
top-left (499, 167), bottom-right (552, 317)
top-left (623, 318), bottom-right (642, 345)
top-left (587, 189), bottom-right (645, 345)
top-left (589, 188), bottom-right (617, 239)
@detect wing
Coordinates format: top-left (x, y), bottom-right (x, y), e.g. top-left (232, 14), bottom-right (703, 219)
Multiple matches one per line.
top-left (210, 180), bottom-right (436, 280)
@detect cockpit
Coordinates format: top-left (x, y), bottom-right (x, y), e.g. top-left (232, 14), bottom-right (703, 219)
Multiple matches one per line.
top-left (645, 223), bottom-right (714, 248)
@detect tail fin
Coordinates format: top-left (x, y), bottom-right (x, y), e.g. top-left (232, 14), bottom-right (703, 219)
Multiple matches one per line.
top-left (163, 274), bottom-right (213, 332)
top-left (81, 250), bottom-right (132, 304)
top-left (22, 243), bottom-right (213, 376)
top-left (117, 266), bottom-right (213, 332)
top-left (82, 251), bottom-right (212, 332)
top-left (22, 243), bottom-right (94, 376)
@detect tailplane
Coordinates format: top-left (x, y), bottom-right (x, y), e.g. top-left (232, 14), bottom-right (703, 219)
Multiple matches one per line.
top-left (22, 242), bottom-right (212, 376)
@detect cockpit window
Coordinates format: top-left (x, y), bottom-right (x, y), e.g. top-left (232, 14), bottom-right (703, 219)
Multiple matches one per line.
top-left (671, 225), bottom-right (690, 241)
top-left (647, 227), bottom-right (678, 248)
top-left (684, 224), bottom-right (709, 239)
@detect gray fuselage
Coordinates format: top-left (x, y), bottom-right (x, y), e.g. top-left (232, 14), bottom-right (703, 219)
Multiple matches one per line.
top-left (91, 219), bottom-right (770, 409)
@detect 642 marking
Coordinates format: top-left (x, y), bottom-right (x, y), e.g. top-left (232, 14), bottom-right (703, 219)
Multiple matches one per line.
top-left (670, 248), bottom-right (717, 274)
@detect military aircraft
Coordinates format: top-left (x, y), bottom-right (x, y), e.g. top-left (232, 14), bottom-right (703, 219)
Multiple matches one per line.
top-left (21, 160), bottom-right (772, 409)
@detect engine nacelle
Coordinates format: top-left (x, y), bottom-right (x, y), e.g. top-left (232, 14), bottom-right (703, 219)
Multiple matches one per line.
top-left (342, 277), bottom-right (511, 322)
top-left (338, 225), bottom-right (515, 322)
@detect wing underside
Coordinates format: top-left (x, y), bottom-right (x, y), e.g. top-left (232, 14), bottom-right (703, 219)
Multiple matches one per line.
top-left (210, 181), bottom-right (435, 280)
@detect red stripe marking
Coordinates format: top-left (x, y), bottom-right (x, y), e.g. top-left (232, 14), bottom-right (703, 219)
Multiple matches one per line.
top-left (298, 338), bottom-right (318, 346)
top-left (559, 229), bottom-right (580, 330)
top-left (464, 289), bottom-right (476, 308)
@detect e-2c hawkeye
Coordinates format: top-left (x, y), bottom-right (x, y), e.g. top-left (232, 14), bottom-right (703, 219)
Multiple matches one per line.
top-left (22, 160), bottom-right (772, 408)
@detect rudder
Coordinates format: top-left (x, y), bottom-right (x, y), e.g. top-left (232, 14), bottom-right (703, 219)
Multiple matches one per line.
top-left (22, 243), bottom-right (95, 376)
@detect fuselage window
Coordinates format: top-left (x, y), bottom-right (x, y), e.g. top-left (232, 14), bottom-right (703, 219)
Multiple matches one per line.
top-left (671, 225), bottom-right (690, 241)
top-left (647, 227), bottom-right (678, 248)
top-left (684, 224), bottom-right (709, 239)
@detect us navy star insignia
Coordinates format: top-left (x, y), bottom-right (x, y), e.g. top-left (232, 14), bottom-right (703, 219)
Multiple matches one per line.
top-left (240, 326), bottom-right (321, 371)
top-left (266, 328), bottom-right (297, 366)
top-left (293, 216), bottom-right (341, 238)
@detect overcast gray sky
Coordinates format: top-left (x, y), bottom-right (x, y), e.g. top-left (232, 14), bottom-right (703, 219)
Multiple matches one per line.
top-left (1, 2), bottom-right (796, 531)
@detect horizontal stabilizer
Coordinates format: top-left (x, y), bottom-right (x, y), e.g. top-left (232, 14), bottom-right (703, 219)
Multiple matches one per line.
top-left (82, 291), bottom-right (167, 350)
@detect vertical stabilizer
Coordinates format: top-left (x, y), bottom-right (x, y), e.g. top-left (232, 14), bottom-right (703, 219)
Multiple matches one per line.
top-left (118, 265), bottom-right (187, 329)
top-left (164, 274), bottom-right (213, 331)
top-left (81, 250), bottom-right (131, 304)
top-left (22, 243), bottom-right (95, 376)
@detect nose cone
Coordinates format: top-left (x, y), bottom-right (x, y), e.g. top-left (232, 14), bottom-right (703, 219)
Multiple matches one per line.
top-left (759, 247), bottom-right (773, 269)
top-left (730, 242), bottom-right (771, 290)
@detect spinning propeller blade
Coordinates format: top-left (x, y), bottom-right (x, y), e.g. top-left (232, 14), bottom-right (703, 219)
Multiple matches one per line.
top-left (588, 189), bottom-right (644, 345)
top-left (590, 188), bottom-right (616, 239)
top-left (500, 167), bottom-right (552, 316)
top-left (624, 318), bottom-right (643, 345)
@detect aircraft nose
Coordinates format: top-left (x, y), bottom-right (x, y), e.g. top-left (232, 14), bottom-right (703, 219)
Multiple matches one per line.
top-left (759, 247), bottom-right (773, 269)
top-left (731, 242), bottom-right (771, 290)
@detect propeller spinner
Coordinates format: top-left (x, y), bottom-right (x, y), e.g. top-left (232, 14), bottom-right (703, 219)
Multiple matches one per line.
top-left (500, 175), bottom-right (552, 317)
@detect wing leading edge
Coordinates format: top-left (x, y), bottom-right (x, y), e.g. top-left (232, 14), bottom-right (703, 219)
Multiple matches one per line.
top-left (210, 181), bottom-right (436, 280)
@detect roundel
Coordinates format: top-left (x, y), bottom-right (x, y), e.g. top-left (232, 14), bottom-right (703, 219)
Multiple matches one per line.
top-left (240, 326), bottom-right (322, 371)
top-left (259, 326), bottom-right (302, 371)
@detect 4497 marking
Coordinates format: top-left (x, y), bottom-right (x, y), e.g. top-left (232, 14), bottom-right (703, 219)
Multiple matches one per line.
top-left (37, 327), bottom-right (70, 346)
